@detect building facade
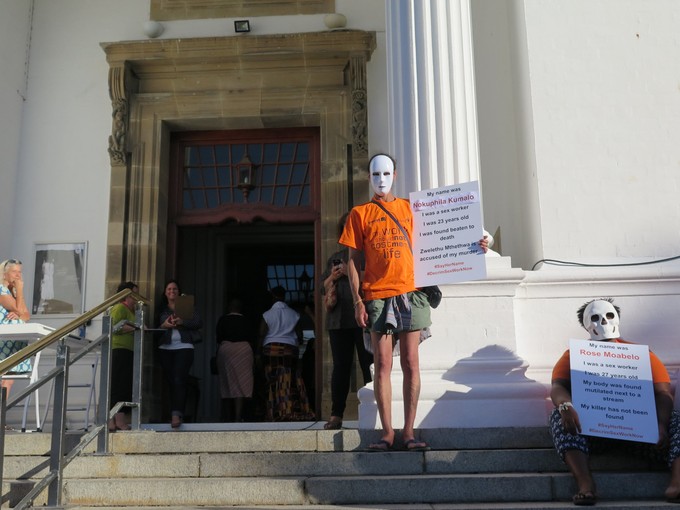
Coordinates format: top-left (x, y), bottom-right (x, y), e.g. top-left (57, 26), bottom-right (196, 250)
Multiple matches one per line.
top-left (2, 0), bottom-right (680, 428)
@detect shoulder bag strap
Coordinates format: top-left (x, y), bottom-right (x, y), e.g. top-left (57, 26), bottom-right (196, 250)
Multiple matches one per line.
top-left (371, 199), bottom-right (412, 252)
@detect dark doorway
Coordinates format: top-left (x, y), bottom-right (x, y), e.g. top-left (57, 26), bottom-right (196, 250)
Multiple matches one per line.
top-left (174, 222), bottom-right (315, 423)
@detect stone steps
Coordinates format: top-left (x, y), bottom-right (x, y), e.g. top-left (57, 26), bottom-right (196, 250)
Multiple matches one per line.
top-left (1, 427), bottom-right (676, 508)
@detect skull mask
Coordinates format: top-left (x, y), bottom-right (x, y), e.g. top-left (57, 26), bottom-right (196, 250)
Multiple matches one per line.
top-left (582, 300), bottom-right (620, 340)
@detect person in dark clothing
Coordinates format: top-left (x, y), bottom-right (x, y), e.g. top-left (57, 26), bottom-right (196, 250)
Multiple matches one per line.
top-left (321, 212), bottom-right (373, 430)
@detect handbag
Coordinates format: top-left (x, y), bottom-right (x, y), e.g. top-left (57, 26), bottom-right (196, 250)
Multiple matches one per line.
top-left (371, 199), bottom-right (442, 309)
top-left (421, 285), bottom-right (442, 309)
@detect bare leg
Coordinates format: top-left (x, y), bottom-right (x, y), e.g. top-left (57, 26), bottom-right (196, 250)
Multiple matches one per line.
top-left (564, 450), bottom-right (596, 502)
top-left (1, 379), bottom-right (14, 398)
top-left (371, 331), bottom-right (395, 446)
top-left (398, 330), bottom-right (421, 443)
top-left (665, 457), bottom-right (680, 500)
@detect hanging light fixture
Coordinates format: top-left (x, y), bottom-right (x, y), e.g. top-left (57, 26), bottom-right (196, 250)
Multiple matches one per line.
top-left (235, 151), bottom-right (258, 201)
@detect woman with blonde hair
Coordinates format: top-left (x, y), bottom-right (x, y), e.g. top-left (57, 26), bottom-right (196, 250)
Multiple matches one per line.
top-left (0, 259), bottom-right (32, 397)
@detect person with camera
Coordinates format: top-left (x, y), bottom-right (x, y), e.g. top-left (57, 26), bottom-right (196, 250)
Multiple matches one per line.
top-left (321, 213), bottom-right (373, 430)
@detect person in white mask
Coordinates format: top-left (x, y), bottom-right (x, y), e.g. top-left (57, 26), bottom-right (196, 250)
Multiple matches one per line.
top-left (550, 298), bottom-right (680, 505)
top-left (339, 153), bottom-right (487, 451)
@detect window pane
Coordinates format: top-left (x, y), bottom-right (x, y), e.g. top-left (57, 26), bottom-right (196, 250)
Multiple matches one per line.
top-left (276, 165), bottom-right (292, 184)
top-left (206, 189), bottom-right (219, 208)
top-left (185, 168), bottom-right (202, 188)
top-left (291, 163), bottom-right (307, 185)
top-left (295, 143), bottom-right (309, 161)
top-left (183, 190), bottom-right (193, 209)
top-left (219, 189), bottom-right (232, 203)
top-left (199, 146), bottom-right (214, 165)
top-left (191, 189), bottom-right (206, 209)
top-left (264, 143), bottom-right (278, 162)
top-left (300, 186), bottom-right (310, 205)
top-left (259, 187), bottom-right (273, 203)
top-left (180, 137), bottom-right (312, 211)
top-left (231, 144), bottom-right (245, 164)
top-left (280, 143), bottom-right (295, 162)
top-left (274, 187), bottom-right (287, 205)
top-left (261, 165), bottom-right (276, 185)
top-left (288, 186), bottom-right (302, 205)
top-left (217, 166), bottom-right (231, 186)
top-left (185, 147), bottom-right (200, 166)
top-left (215, 145), bottom-right (229, 164)
top-left (203, 168), bottom-right (217, 187)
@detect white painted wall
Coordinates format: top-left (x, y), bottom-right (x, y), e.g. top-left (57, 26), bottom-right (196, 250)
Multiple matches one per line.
top-left (0, 0), bottom-right (31, 253)
top-left (472, 0), bottom-right (680, 269)
top-left (523, 0), bottom-right (680, 262)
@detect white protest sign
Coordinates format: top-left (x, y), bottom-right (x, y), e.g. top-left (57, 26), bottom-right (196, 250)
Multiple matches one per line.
top-left (410, 181), bottom-right (486, 287)
top-left (569, 339), bottom-right (658, 443)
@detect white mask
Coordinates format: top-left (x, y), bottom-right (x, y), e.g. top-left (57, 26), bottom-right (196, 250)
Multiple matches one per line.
top-left (583, 300), bottom-right (620, 340)
top-left (369, 155), bottom-right (395, 197)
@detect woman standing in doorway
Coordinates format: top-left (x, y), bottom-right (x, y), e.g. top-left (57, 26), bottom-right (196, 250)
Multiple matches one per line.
top-left (157, 279), bottom-right (202, 428)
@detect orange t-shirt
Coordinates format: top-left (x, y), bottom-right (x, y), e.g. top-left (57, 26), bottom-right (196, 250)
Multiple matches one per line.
top-left (551, 338), bottom-right (670, 384)
top-left (339, 198), bottom-right (416, 301)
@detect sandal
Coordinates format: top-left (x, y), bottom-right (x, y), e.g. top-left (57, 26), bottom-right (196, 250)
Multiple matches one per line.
top-left (403, 438), bottom-right (431, 451)
top-left (365, 439), bottom-right (393, 452)
top-left (572, 491), bottom-right (597, 506)
top-left (323, 417), bottom-right (343, 430)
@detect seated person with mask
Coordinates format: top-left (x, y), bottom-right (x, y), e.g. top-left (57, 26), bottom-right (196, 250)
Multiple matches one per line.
top-left (550, 298), bottom-right (680, 505)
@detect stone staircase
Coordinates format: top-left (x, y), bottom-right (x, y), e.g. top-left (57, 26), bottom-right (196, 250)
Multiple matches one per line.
top-left (2, 425), bottom-right (679, 509)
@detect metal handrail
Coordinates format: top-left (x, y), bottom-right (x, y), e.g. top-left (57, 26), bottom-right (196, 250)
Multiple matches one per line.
top-left (0, 288), bottom-right (150, 508)
top-left (0, 289), bottom-right (149, 377)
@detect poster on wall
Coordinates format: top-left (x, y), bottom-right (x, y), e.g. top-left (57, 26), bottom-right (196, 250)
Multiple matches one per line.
top-left (31, 242), bottom-right (87, 316)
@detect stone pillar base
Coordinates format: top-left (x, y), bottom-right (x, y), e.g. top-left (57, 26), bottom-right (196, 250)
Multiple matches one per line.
top-left (358, 347), bottom-right (550, 429)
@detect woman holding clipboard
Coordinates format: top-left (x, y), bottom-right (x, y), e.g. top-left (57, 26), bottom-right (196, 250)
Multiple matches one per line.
top-left (157, 279), bottom-right (202, 428)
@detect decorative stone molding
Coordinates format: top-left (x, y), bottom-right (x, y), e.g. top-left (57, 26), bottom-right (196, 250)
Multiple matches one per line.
top-left (107, 99), bottom-right (128, 165)
top-left (150, 0), bottom-right (334, 21)
top-left (106, 64), bottom-right (135, 166)
top-left (349, 55), bottom-right (368, 157)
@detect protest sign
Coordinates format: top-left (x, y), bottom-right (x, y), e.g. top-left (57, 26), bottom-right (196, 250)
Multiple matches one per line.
top-left (569, 339), bottom-right (658, 443)
top-left (410, 181), bottom-right (486, 287)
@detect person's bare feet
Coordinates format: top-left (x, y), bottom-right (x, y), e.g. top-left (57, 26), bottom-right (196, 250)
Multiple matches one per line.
top-left (665, 484), bottom-right (680, 502)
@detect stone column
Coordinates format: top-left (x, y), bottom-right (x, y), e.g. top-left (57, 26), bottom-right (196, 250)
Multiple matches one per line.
top-left (386, 0), bottom-right (480, 193)
top-left (358, 0), bottom-right (546, 429)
